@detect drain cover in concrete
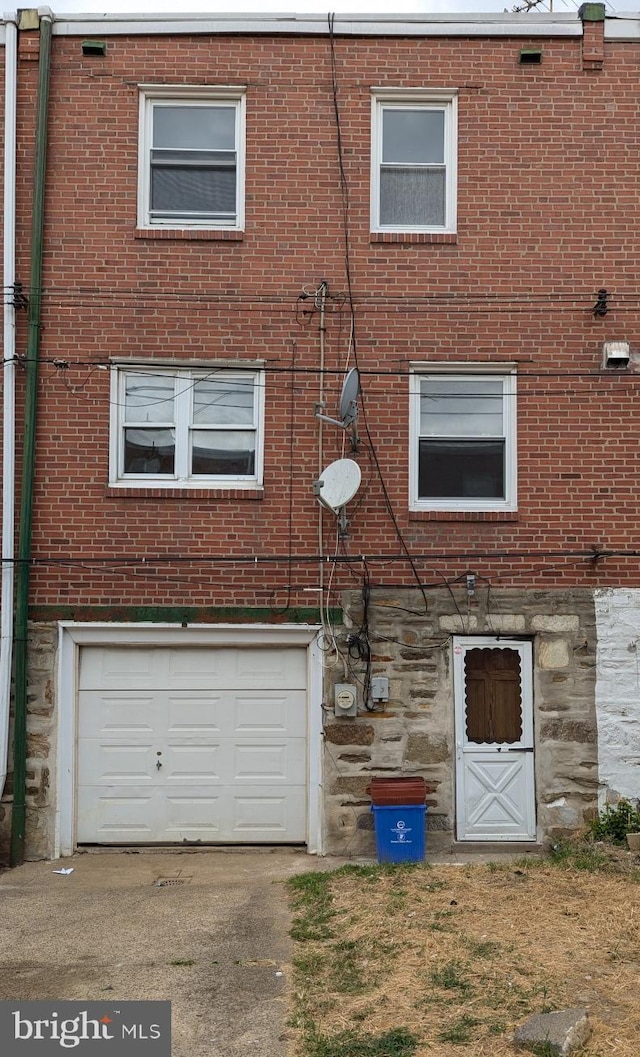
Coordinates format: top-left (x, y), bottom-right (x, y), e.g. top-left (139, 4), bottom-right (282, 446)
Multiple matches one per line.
top-left (153, 877), bottom-right (191, 887)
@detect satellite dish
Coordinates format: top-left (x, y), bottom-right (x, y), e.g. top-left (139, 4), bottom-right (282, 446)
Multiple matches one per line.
top-left (313, 458), bottom-right (362, 513)
top-left (314, 368), bottom-right (360, 430)
top-left (339, 368), bottom-right (360, 428)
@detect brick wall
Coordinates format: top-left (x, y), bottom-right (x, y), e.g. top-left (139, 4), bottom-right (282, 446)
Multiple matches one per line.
top-left (11, 22), bottom-right (640, 609)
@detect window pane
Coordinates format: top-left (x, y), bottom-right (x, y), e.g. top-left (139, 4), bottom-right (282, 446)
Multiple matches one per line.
top-left (420, 378), bottom-right (504, 438)
top-left (465, 648), bottom-right (523, 744)
top-left (193, 377), bottom-right (254, 426)
top-left (124, 375), bottom-right (175, 424)
top-left (152, 149), bottom-right (235, 167)
top-left (382, 108), bottom-right (444, 164)
top-left (151, 166), bottom-right (236, 216)
top-left (124, 428), bottom-right (175, 474)
top-left (153, 106), bottom-right (236, 150)
top-left (418, 439), bottom-right (505, 499)
top-left (380, 167), bottom-right (445, 227)
top-left (191, 430), bottom-right (255, 475)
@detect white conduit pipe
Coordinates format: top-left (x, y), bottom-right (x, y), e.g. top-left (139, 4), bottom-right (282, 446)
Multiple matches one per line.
top-left (1, 13), bottom-right (18, 799)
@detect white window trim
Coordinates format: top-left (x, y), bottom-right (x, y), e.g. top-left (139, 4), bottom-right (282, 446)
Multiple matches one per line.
top-left (409, 362), bottom-right (517, 512)
top-left (109, 363), bottom-right (265, 489)
top-left (370, 88), bottom-right (458, 234)
top-left (137, 84), bottom-right (246, 231)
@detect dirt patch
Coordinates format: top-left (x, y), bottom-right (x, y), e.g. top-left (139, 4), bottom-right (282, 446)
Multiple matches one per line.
top-left (288, 851), bottom-right (640, 1057)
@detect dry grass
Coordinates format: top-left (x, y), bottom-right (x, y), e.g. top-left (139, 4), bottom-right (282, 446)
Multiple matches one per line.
top-left (288, 851), bottom-right (640, 1057)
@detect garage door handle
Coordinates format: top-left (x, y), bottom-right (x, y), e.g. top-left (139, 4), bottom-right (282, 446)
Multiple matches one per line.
top-left (156, 760), bottom-right (162, 770)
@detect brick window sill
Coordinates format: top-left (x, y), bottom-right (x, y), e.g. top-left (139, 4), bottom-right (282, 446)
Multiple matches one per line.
top-left (106, 487), bottom-right (264, 500)
top-left (134, 228), bottom-right (244, 242)
top-left (370, 232), bottom-right (457, 245)
top-left (409, 510), bottom-right (519, 522)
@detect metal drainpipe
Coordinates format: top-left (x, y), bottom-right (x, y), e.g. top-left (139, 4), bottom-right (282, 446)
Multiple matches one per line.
top-left (10, 9), bottom-right (53, 867)
top-left (1, 13), bottom-right (19, 805)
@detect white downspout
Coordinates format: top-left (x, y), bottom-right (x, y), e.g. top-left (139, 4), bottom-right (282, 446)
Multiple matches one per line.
top-left (1, 12), bottom-right (18, 799)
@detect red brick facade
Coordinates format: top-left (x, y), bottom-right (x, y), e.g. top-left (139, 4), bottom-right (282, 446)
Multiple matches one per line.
top-left (7, 10), bottom-right (639, 611)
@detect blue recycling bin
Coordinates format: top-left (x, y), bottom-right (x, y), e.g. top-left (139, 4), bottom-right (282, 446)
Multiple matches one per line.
top-left (372, 804), bottom-right (426, 863)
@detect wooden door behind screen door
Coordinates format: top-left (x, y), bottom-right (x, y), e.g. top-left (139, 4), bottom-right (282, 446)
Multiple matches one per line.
top-left (453, 637), bottom-right (536, 841)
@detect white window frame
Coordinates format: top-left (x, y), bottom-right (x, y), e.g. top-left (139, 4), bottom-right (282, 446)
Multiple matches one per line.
top-left (370, 88), bottom-right (457, 234)
top-left (137, 84), bottom-right (246, 230)
top-left (409, 363), bottom-right (517, 512)
top-left (109, 363), bottom-right (264, 489)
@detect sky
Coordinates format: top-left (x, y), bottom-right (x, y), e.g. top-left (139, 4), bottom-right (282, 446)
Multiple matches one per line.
top-left (42, 1), bottom-right (640, 17)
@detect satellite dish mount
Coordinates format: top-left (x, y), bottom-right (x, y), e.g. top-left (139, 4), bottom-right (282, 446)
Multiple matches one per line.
top-left (314, 368), bottom-right (360, 450)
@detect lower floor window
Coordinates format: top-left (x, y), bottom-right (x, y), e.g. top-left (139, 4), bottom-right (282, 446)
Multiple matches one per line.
top-left (410, 369), bottom-right (516, 511)
top-left (111, 365), bottom-right (264, 488)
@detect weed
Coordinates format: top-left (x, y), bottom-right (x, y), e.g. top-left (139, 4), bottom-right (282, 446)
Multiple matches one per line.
top-left (548, 839), bottom-right (610, 872)
top-left (589, 799), bottom-right (640, 844)
top-left (463, 936), bottom-right (501, 959)
top-left (329, 937), bottom-right (398, 994)
top-left (530, 1044), bottom-right (559, 1057)
top-left (288, 871), bottom-right (336, 941)
top-left (430, 960), bottom-right (473, 996)
top-left (488, 1021), bottom-right (507, 1035)
top-left (437, 1014), bottom-right (481, 1044)
top-left (352, 1006), bottom-right (376, 1024)
top-left (169, 959), bottom-right (195, 966)
top-left (304, 1027), bottom-right (418, 1057)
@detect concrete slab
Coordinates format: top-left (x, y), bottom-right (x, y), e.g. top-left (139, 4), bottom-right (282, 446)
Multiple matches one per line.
top-left (0, 848), bottom-right (331, 1057)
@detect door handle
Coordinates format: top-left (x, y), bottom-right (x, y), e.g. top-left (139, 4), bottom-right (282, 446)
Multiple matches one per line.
top-left (156, 759), bottom-right (162, 770)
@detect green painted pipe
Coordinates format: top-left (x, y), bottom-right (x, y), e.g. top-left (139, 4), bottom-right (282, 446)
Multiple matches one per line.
top-left (10, 13), bottom-right (52, 867)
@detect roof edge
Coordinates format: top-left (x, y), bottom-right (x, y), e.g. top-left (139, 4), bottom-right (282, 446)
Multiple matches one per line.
top-left (46, 11), bottom-right (585, 39)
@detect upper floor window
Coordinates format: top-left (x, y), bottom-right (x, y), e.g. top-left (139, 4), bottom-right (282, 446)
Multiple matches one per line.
top-left (138, 86), bottom-right (246, 229)
top-left (110, 365), bottom-right (264, 488)
top-left (371, 90), bottom-right (457, 233)
top-left (409, 368), bottom-right (516, 512)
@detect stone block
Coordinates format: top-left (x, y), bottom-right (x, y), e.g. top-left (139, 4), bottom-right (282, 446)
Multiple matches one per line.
top-left (531, 614), bottom-right (580, 633)
top-left (407, 733), bottom-right (450, 764)
top-left (538, 639), bottom-right (570, 669)
top-left (26, 733), bottom-right (50, 760)
top-left (439, 615), bottom-right (478, 632)
top-left (331, 775), bottom-right (375, 797)
top-left (513, 1008), bottom-right (591, 1055)
top-left (540, 719), bottom-right (596, 744)
top-left (484, 614), bottom-right (525, 633)
top-left (338, 752), bottom-right (372, 763)
top-left (324, 723), bottom-right (374, 746)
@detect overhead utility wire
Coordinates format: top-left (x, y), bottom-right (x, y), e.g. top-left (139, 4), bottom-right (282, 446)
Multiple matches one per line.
top-left (328, 11), bottom-right (429, 615)
top-left (13, 358), bottom-right (640, 385)
top-left (5, 548), bottom-right (639, 567)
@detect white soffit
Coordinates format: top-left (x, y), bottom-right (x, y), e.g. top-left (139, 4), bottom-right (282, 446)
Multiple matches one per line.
top-left (51, 13), bottom-right (583, 38)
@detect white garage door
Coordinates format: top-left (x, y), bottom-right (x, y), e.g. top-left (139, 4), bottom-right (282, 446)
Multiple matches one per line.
top-left (77, 645), bottom-right (308, 844)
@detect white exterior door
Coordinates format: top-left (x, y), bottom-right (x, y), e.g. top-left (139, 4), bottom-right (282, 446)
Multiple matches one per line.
top-left (76, 644), bottom-right (308, 844)
top-left (454, 637), bottom-right (536, 842)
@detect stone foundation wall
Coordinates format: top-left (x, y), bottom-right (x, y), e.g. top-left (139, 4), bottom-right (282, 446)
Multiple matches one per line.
top-left (323, 588), bottom-right (598, 856)
top-left (1, 600), bottom-right (601, 863)
top-left (0, 622), bottom-right (58, 863)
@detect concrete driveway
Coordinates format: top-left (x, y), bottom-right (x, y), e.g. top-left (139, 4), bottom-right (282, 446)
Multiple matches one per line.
top-left (0, 848), bottom-right (325, 1057)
